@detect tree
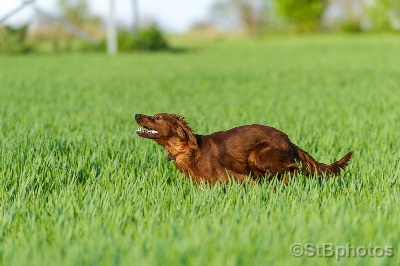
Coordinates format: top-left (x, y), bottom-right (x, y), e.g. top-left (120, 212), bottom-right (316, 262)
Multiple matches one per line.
top-left (57, 0), bottom-right (91, 25)
top-left (210, 0), bottom-right (271, 33)
top-left (368, 0), bottom-right (400, 31)
top-left (324, 0), bottom-right (367, 32)
top-left (55, 0), bottom-right (102, 40)
top-left (31, 0), bottom-right (100, 52)
top-left (275, 0), bottom-right (328, 31)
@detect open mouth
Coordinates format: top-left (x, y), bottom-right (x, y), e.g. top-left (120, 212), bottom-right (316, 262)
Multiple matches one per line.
top-left (136, 126), bottom-right (159, 138)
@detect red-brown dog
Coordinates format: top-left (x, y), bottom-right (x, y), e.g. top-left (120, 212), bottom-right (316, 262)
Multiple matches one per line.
top-left (135, 113), bottom-right (353, 183)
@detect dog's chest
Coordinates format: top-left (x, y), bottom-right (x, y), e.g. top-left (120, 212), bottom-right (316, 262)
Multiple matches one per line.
top-left (174, 157), bottom-right (200, 181)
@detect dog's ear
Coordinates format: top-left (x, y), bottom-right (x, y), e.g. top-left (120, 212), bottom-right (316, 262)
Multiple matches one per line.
top-left (174, 120), bottom-right (197, 147)
top-left (176, 126), bottom-right (186, 140)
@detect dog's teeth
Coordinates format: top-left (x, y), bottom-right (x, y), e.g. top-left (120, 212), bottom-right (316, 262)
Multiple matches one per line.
top-left (136, 127), bottom-right (158, 134)
top-left (144, 129), bottom-right (154, 134)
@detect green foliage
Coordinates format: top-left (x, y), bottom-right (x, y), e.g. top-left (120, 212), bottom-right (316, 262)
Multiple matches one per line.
top-left (0, 25), bottom-right (31, 54)
top-left (339, 19), bottom-right (364, 33)
top-left (79, 26), bottom-right (169, 52)
top-left (117, 30), bottom-right (137, 51)
top-left (0, 36), bottom-right (399, 265)
top-left (368, 0), bottom-right (400, 31)
top-left (275, 0), bottom-right (327, 31)
top-left (136, 25), bottom-right (169, 50)
top-left (118, 25), bottom-right (169, 51)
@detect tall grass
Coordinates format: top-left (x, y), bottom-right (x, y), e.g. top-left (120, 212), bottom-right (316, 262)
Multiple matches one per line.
top-left (0, 35), bottom-right (399, 265)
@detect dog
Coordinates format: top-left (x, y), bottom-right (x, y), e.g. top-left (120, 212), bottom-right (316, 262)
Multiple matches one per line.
top-left (135, 113), bottom-right (353, 184)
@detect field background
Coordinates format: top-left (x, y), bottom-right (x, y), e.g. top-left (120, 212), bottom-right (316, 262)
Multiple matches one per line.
top-left (0, 35), bottom-right (399, 265)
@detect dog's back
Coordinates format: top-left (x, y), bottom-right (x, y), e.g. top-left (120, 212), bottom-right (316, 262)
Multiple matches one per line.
top-left (194, 125), bottom-right (298, 179)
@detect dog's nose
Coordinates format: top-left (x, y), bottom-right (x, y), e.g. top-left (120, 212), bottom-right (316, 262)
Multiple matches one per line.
top-left (135, 114), bottom-right (141, 120)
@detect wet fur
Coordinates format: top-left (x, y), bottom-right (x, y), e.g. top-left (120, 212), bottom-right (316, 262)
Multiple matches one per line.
top-left (135, 113), bottom-right (353, 184)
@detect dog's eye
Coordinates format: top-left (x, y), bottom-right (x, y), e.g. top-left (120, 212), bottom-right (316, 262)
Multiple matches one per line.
top-left (155, 116), bottom-right (162, 121)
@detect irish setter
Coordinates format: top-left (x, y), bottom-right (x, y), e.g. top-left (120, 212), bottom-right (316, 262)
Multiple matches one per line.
top-left (135, 113), bottom-right (353, 184)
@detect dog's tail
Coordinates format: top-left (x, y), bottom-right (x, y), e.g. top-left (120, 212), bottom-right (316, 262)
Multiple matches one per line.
top-left (295, 147), bottom-right (353, 177)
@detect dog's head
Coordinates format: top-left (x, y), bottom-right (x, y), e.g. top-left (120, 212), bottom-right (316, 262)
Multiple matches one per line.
top-left (135, 113), bottom-right (197, 147)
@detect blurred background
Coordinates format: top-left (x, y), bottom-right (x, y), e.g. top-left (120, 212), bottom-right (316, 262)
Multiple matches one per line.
top-left (0, 0), bottom-right (399, 54)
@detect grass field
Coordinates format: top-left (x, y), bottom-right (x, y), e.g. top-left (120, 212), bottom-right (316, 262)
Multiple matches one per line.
top-left (0, 35), bottom-right (399, 265)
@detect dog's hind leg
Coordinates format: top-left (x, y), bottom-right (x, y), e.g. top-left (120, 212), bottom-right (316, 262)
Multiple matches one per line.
top-left (248, 143), bottom-right (299, 179)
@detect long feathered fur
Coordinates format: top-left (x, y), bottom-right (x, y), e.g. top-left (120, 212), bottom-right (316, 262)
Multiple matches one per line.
top-left (295, 147), bottom-right (353, 176)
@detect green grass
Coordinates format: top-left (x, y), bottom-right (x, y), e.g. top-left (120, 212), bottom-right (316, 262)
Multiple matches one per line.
top-left (0, 35), bottom-right (399, 265)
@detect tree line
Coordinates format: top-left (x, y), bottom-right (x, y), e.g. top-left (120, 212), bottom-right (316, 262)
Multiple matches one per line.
top-left (209, 0), bottom-right (400, 33)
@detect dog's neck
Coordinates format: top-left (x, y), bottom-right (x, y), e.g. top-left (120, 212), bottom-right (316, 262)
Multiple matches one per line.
top-left (172, 141), bottom-right (188, 157)
top-left (165, 141), bottom-right (189, 161)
